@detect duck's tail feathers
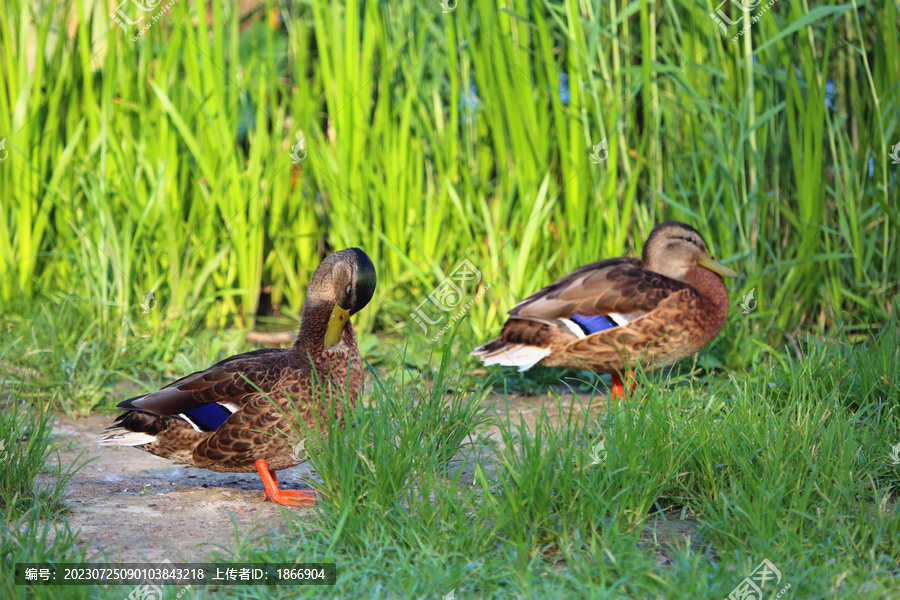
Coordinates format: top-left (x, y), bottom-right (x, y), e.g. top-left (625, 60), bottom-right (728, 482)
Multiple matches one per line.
top-left (96, 410), bottom-right (173, 447)
top-left (471, 341), bottom-right (551, 372)
top-left (97, 428), bottom-right (157, 447)
top-left (471, 315), bottom-right (579, 371)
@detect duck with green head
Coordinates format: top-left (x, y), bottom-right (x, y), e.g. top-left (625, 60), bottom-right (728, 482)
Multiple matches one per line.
top-left (471, 221), bottom-right (737, 397)
top-left (99, 248), bottom-right (377, 506)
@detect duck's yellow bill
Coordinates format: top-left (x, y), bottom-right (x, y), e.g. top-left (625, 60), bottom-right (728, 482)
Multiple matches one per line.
top-left (699, 255), bottom-right (738, 278)
top-left (324, 305), bottom-right (352, 348)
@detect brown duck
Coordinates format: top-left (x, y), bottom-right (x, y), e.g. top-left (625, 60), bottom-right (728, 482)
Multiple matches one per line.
top-left (471, 221), bottom-right (736, 397)
top-left (99, 248), bottom-right (377, 506)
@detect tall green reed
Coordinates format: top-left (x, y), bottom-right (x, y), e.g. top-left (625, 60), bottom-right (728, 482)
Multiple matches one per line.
top-left (0, 0), bottom-right (895, 363)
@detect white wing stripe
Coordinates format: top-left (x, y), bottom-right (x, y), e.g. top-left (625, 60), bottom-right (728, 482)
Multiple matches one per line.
top-left (559, 319), bottom-right (587, 338)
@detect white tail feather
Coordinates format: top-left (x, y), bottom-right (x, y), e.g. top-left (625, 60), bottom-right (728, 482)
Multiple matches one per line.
top-left (97, 429), bottom-right (157, 447)
top-left (479, 344), bottom-right (551, 372)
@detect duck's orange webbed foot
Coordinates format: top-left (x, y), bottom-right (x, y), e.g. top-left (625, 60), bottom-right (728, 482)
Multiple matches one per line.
top-left (254, 459), bottom-right (316, 507)
top-left (610, 371), bottom-right (637, 399)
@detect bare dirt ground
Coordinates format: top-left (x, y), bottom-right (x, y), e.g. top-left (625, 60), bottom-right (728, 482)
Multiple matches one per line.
top-left (46, 390), bottom-right (702, 564)
top-left (48, 413), bottom-right (313, 562)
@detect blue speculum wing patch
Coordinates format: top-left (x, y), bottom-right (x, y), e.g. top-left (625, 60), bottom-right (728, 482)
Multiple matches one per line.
top-left (184, 403), bottom-right (232, 431)
top-left (571, 314), bottom-right (619, 334)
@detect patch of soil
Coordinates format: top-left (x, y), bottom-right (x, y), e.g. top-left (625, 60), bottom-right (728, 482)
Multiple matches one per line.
top-left (47, 414), bottom-right (317, 563)
top-left (46, 390), bottom-right (702, 564)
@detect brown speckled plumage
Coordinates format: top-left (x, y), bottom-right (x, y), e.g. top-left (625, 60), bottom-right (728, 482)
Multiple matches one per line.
top-left (472, 221), bottom-right (736, 379)
top-left (99, 248), bottom-right (376, 488)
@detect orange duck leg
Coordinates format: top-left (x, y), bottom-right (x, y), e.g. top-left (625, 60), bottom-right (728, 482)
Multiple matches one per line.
top-left (610, 371), bottom-right (637, 399)
top-left (255, 459), bottom-right (316, 507)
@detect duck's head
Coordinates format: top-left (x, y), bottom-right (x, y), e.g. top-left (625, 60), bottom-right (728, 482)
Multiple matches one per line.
top-left (641, 221), bottom-right (737, 281)
top-left (305, 247), bottom-right (377, 348)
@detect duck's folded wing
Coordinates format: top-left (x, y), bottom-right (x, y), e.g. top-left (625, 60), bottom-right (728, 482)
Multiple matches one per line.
top-left (115, 348), bottom-right (285, 432)
top-left (510, 257), bottom-right (688, 331)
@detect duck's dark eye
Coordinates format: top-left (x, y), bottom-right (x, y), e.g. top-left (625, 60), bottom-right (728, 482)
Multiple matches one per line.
top-left (684, 236), bottom-right (694, 244)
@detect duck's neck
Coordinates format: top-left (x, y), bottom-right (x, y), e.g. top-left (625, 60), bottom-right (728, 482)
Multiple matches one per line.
top-left (293, 300), bottom-right (334, 354)
top-left (683, 266), bottom-right (730, 335)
